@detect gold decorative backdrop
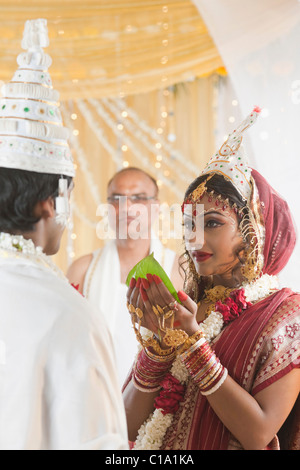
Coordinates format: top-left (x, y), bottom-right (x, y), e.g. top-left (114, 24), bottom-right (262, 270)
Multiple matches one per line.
top-left (0, 0), bottom-right (224, 98)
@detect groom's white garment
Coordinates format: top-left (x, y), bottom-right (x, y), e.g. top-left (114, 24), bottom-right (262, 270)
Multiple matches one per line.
top-left (0, 252), bottom-right (128, 450)
top-left (83, 238), bottom-right (176, 385)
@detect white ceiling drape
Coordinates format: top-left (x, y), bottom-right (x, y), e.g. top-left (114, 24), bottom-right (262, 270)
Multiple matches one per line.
top-left (193, 0), bottom-right (300, 291)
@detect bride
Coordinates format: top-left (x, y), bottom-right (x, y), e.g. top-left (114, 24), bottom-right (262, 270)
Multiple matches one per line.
top-left (122, 108), bottom-right (300, 450)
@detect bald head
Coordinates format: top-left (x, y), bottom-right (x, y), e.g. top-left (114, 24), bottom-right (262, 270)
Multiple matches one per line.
top-left (107, 167), bottom-right (158, 197)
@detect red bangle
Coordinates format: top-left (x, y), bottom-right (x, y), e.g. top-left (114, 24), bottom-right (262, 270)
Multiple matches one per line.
top-left (180, 338), bottom-right (227, 396)
top-left (133, 348), bottom-right (175, 392)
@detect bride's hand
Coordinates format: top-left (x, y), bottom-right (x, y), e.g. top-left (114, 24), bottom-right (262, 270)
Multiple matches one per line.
top-left (126, 277), bottom-right (161, 335)
top-left (139, 273), bottom-right (199, 337)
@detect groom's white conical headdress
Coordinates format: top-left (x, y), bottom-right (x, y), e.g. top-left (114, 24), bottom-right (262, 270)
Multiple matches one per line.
top-left (0, 18), bottom-right (75, 177)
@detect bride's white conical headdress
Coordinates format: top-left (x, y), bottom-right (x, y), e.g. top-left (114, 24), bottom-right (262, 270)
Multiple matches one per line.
top-left (200, 107), bottom-right (261, 201)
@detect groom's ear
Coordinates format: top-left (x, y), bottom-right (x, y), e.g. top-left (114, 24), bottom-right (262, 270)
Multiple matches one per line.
top-left (34, 197), bottom-right (56, 220)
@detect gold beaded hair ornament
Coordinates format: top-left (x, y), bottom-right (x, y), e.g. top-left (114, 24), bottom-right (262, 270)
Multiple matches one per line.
top-left (183, 107), bottom-right (265, 283)
top-left (0, 19), bottom-right (75, 224)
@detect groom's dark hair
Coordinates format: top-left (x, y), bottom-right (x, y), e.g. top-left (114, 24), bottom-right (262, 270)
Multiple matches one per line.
top-left (0, 167), bottom-right (72, 233)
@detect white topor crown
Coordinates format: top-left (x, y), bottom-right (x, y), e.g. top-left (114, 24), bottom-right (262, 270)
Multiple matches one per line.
top-left (0, 19), bottom-right (75, 177)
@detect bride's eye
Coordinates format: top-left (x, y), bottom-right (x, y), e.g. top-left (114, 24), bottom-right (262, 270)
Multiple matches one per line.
top-left (205, 219), bottom-right (223, 228)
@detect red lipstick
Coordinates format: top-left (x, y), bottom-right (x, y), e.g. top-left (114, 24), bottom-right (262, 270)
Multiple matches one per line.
top-left (191, 251), bottom-right (213, 262)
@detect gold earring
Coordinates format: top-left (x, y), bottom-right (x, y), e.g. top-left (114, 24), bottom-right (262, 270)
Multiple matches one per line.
top-left (183, 255), bottom-right (200, 301)
top-left (241, 243), bottom-right (259, 282)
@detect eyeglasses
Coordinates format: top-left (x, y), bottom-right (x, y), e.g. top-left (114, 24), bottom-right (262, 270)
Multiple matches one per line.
top-left (107, 194), bottom-right (157, 204)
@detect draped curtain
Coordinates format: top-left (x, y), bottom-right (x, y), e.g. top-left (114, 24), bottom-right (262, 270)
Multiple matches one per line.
top-left (193, 0), bottom-right (300, 291)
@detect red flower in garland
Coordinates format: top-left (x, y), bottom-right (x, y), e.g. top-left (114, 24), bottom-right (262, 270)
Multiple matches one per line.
top-left (215, 288), bottom-right (252, 324)
top-left (154, 373), bottom-right (186, 415)
top-left (215, 300), bottom-right (234, 324)
top-left (231, 288), bottom-right (252, 311)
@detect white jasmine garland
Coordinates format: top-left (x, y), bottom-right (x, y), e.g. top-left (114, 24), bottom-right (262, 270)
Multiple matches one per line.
top-left (243, 274), bottom-right (279, 302)
top-left (0, 232), bottom-right (67, 281)
top-left (135, 409), bottom-right (173, 450)
top-left (134, 273), bottom-right (279, 450)
top-left (170, 354), bottom-right (190, 383)
top-left (0, 232), bottom-right (42, 254)
top-left (198, 310), bottom-right (224, 342)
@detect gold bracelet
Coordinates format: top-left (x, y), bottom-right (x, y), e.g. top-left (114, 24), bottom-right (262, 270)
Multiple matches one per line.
top-left (163, 328), bottom-right (189, 348)
top-left (145, 336), bottom-right (175, 357)
top-left (177, 329), bottom-right (205, 355)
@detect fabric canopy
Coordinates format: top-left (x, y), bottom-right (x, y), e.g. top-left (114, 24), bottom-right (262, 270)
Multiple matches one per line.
top-left (193, 0), bottom-right (300, 291)
top-left (0, 0), bottom-right (225, 99)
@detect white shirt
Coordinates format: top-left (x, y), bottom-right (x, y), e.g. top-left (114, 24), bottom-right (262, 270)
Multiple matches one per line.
top-left (0, 251), bottom-right (128, 450)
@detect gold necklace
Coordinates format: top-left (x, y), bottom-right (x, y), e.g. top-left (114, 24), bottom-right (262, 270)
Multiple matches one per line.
top-left (200, 285), bottom-right (235, 318)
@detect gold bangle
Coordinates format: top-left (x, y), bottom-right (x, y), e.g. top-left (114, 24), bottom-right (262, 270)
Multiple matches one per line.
top-left (163, 328), bottom-right (189, 348)
top-left (177, 329), bottom-right (205, 354)
top-left (145, 336), bottom-right (175, 357)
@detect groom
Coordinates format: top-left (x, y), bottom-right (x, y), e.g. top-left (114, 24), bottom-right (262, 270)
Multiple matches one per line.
top-left (0, 19), bottom-right (128, 450)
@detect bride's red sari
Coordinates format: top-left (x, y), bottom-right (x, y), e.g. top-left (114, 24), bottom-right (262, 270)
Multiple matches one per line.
top-left (124, 170), bottom-right (299, 450)
top-left (162, 170), bottom-right (299, 450)
top-left (162, 288), bottom-right (299, 449)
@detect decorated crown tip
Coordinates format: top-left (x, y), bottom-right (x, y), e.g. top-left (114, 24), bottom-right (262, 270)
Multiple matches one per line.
top-left (21, 19), bottom-right (49, 51)
top-left (253, 106), bottom-right (262, 114)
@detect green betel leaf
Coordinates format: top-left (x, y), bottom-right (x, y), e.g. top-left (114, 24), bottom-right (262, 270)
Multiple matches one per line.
top-left (125, 252), bottom-right (180, 302)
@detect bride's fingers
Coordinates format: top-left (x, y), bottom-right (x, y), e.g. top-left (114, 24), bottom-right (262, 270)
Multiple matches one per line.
top-left (177, 290), bottom-right (198, 316)
top-left (143, 275), bottom-right (199, 332)
top-left (126, 277), bottom-right (136, 303)
top-left (145, 274), bottom-right (174, 307)
top-left (146, 274), bottom-right (197, 317)
top-left (129, 278), bottom-right (141, 307)
top-left (140, 277), bottom-right (177, 333)
top-left (139, 285), bottom-right (161, 334)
